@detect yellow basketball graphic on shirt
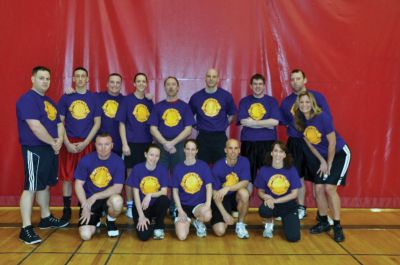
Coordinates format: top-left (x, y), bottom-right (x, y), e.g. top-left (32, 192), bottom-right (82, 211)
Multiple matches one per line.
top-left (223, 172), bottom-right (239, 187)
top-left (133, 104), bottom-right (150, 122)
top-left (140, 176), bottom-right (160, 195)
top-left (162, 108), bottom-right (181, 127)
top-left (304, 126), bottom-right (322, 144)
top-left (201, 98), bottom-right (221, 117)
top-left (44, 101), bottom-right (57, 121)
top-left (90, 166), bottom-right (112, 188)
top-left (248, 103), bottom-right (266, 120)
top-left (102, 100), bottom-right (119, 118)
top-left (69, 100), bottom-right (90, 120)
top-left (268, 174), bottom-right (290, 196)
top-left (181, 172), bottom-right (203, 194)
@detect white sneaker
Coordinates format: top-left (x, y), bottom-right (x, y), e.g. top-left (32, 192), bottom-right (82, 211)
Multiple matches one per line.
top-left (125, 207), bottom-right (133, 219)
top-left (235, 222), bottom-right (249, 239)
top-left (263, 222), bottom-right (274, 238)
top-left (153, 229), bottom-right (165, 240)
top-left (298, 206), bottom-right (307, 220)
top-left (192, 219), bottom-right (207, 238)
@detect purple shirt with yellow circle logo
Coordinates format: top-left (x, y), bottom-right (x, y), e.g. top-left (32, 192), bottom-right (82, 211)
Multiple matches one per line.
top-left (212, 156), bottom-right (251, 194)
top-left (254, 166), bottom-right (301, 199)
top-left (58, 92), bottom-right (101, 138)
top-left (238, 95), bottom-right (282, 141)
top-left (126, 162), bottom-right (169, 206)
top-left (172, 160), bottom-right (212, 206)
top-left (16, 90), bottom-right (61, 146)
top-left (189, 88), bottom-right (237, 132)
top-left (115, 94), bottom-right (153, 143)
top-left (97, 92), bottom-right (124, 152)
top-left (148, 99), bottom-right (195, 140)
top-left (304, 112), bottom-right (346, 157)
top-left (74, 152), bottom-right (125, 198)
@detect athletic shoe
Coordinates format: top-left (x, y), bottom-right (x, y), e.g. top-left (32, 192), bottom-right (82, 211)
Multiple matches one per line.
top-left (61, 207), bottom-right (71, 222)
top-left (310, 222), bottom-right (331, 234)
top-left (96, 221), bottom-right (102, 228)
top-left (125, 207), bottom-right (133, 219)
top-left (38, 215), bottom-right (69, 229)
top-left (235, 222), bottom-right (249, 239)
top-left (106, 220), bottom-right (119, 237)
top-left (192, 219), bottom-right (207, 238)
top-left (333, 225), bottom-right (345, 242)
top-left (275, 216), bottom-right (282, 221)
top-left (19, 225), bottom-right (42, 244)
top-left (298, 205), bottom-right (307, 220)
top-left (316, 212), bottom-right (334, 226)
top-left (263, 222), bottom-right (274, 238)
top-left (153, 229), bottom-right (165, 240)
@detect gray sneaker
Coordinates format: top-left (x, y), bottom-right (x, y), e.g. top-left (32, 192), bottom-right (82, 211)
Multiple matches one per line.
top-left (192, 219), bottom-right (207, 238)
top-left (153, 229), bottom-right (165, 240)
top-left (263, 222), bottom-right (274, 238)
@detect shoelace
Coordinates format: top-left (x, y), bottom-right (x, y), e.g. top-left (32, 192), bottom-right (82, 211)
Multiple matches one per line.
top-left (25, 228), bottom-right (36, 238)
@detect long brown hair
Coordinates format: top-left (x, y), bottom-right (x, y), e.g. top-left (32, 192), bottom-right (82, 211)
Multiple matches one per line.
top-left (264, 141), bottom-right (293, 168)
top-left (293, 91), bottom-right (322, 132)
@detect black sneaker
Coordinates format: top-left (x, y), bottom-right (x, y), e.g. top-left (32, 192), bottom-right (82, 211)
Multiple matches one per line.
top-left (106, 220), bottom-right (119, 237)
top-left (333, 225), bottom-right (345, 242)
top-left (310, 222), bottom-right (331, 234)
top-left (61, 207), bottom-right (72, 222)
top-left (38, 215), bottom-right (69, 229)
top-left (19, 225), bottom-right (42, 244)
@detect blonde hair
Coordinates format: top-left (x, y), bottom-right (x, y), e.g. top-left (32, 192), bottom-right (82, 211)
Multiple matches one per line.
top-left (293, 91), bottom-right (322, 132)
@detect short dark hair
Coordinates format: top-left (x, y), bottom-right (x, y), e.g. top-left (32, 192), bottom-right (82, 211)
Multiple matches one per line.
top-left (145, 143), bottom-right (161, 153)
top-left (108, 73), bottom-right (122, 81)
top-left (73, 66), bottom-right (88, 76)
top-left (184, 138), bottom-right (198, 149)
top-left (133, 72), bottom-right (148, 82)
top-left (250, 73), bottom-right (265, 85)
top-left (96, 132), bottom-right (112, 140)
top-left (32, 66), bottom-right (50, 76)
top-left (164, 76), bottom-right (180, 87)
top-left (264, 141), bottom-right (293, 168)
top-left (291, 69), bottom-right (306, 79)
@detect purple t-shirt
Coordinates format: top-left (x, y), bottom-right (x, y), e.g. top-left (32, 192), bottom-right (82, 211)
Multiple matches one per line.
top-left (172, 160), bottom-right (213, 206)
top-left (16, 90), bottom-right (61, 146)
top-left (281, 89), bottom-right (331, 138)
top-left (212, 156), bottom-right (251, 194)
top-left (97, 92), bottom-right (124, 152)
top-left (57, 91), bottom-right (101, 138)
top-left (238, 95), bottom-right (282, 141)
top-left (115, 94), bottom-right (153, 143)
top-left (304, 112), bottom-right (346, 157)
top-left (254, 166), bottom-right (301, 199)
top-left (148, 99), bottom-right (195, 140)
top-left (126, 162), bottom-right (169, 206)
top-left (189, 88), bottom-right (237, 132)
top-left (74, 152), bottom-right (125, 198)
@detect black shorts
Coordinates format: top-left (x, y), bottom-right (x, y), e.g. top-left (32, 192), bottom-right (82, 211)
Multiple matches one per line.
top-left (210, 192), bottom-right (237, 225)
top-left (197, 131), bottom-right (227, 164)
top-left (21, 145), bottom-right (58, 191)
top-left (287, 137), bottom-right (312, 181)
top-left (124, 142), bottom-right (150, 168)
top-left (78, 199), bottom-right (108, 226)
top-left (174, 204), bottom-right (203, 221)
top-left (306, 145), bottom-right (351, 186)
top-left (241, 140), bottom-right (275, 182)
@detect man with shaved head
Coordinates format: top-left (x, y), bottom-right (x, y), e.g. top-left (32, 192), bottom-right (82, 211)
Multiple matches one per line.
top-left (189, 68), bottom-right (237, 164)
top-left (211, 139), bottom-right (251, 239)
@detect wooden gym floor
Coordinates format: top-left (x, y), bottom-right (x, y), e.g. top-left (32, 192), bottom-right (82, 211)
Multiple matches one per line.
top-left (0, 208), bottom-right (399, 265)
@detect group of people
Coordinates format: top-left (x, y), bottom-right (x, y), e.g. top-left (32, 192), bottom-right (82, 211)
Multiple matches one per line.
top-left (16, 66), bottom-right (351, 245)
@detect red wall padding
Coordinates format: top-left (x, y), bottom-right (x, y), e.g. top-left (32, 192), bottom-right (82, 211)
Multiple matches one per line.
top-left (1, 0), bottom-right (399, 207)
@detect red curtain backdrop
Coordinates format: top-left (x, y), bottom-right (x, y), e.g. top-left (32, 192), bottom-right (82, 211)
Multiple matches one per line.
top-left (1, 0), bottom-right (399, 207)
